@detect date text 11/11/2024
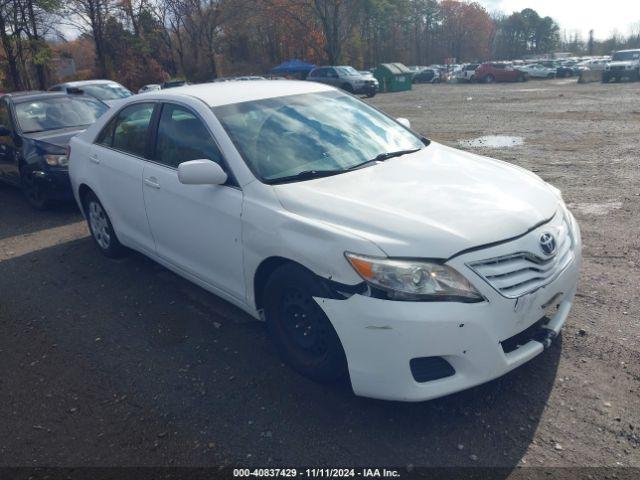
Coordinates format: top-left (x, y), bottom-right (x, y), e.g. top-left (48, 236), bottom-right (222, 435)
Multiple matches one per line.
top-left (232, 468), bottom-right (401, 478)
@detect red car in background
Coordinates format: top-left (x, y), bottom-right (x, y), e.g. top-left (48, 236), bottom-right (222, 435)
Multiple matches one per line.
top-left (474, 63), bottom-right (528, 83)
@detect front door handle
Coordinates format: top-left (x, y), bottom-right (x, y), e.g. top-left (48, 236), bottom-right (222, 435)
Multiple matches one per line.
top-left (90, 153), bottom-right (100, 164)
top-left (144, 177), bottom-right (160, 189)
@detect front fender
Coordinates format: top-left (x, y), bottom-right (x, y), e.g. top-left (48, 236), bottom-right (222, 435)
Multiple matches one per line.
top-left (241, 183), bottom-right (385, 311)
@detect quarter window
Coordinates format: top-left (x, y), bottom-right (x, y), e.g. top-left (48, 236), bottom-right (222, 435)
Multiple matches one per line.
top-left (97, 103), bottom-right (154, 157)
top-left (154, 104), bottom-right (222, 168)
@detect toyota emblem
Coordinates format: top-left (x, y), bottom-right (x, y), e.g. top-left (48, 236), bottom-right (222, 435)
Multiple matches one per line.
top-left (539, 232), bottom-right (557, 256)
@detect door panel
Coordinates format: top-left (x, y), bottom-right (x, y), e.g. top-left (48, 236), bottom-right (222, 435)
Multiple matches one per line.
top-left (142, 164), bottom-right (245, 299)
top-left (93, 146), bottom-right (154, 253)
top-left (91, 102), bottom-right (157, 253)
top-left (142, 102), bottom-right (245, 300)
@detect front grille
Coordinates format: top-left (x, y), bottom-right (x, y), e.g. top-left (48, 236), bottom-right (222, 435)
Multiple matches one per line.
top-left (468, 217), bottom-right (574, 299)
top-left (610, 66), bottom-right (626, 72)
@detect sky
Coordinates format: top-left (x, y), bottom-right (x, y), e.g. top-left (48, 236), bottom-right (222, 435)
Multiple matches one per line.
top-left (479, 0), bottom-right (640, 40)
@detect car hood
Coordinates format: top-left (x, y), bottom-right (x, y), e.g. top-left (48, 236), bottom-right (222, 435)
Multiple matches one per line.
top-left (23, 127), bottom-right (87, 150)
top-left (273, 142), bottom-right (559, 259)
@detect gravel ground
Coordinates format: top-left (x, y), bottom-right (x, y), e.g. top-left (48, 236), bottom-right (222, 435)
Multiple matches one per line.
top-left (0, 79), bottom-right (638, 470)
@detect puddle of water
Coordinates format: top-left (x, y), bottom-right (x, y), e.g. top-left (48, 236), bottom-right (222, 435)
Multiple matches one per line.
top-left (568, 201), bottom-right (622, 216)
top-left (459, 135), bottom-right (525, 149)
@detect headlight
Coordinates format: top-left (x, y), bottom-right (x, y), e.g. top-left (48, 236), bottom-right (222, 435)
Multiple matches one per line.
top-left (45, 154), bottom-right (69, 167)
top-left (345, 253), bottom-right (483, 302)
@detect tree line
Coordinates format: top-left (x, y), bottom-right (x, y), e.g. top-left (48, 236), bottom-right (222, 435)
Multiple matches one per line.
top-left (1, 0), bottom-right (639, 92)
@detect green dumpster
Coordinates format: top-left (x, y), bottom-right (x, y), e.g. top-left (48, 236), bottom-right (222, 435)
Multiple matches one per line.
top-left (373, 63), bottom-right (413, 92)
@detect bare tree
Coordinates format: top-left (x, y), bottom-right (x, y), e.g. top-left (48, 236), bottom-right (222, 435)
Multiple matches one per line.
top-left (64, 0), bottom-right (115, 77)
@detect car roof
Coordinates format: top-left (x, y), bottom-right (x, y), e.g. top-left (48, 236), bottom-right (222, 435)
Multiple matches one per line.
top-left (54, 80), bottom-right (122, 87)
top-left (2, 91), bottom-right (78, 103)
top-left (141, 80), bottom-right (334, 107)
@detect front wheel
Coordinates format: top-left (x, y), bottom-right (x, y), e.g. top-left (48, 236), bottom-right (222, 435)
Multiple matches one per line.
top-left (83, 191), bottom-right (127, 258)
top-left (264, 264), bottom-right (348, 383)
top-left (484, 74), bottom-right (495, 84)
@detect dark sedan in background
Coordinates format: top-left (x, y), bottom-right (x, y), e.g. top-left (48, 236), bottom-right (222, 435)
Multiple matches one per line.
top-left (0, 91), bottom-right (108, 209)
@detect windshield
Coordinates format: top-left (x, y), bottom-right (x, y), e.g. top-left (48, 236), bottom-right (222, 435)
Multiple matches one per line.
top-left (213, 91), bottom-right (425, 183)
top-left (80, 83), bottom-right (132, 100)
top-left (336, 66), bottom-right (360, 76)
top-left (612, 51), bottom-right (640, 61)
top-left (15, 96), bottom-right (108, 133)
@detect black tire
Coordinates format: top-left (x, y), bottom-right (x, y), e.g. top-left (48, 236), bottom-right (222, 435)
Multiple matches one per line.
top-left (82, 191), bottom-right (127, 258)
top-left (602, 73), bottom-right (610, 83)
top-left (365, 90), bottom-right (376, 98)
top-left (484, 74), bottom-right (495, 84)
top-left (263, 263), bottom-right (348, 383)
top-left (469, 74), bottom-right (476, 83)
top-left (20, 165), bottom-right (51, 210)
top-left (517, 74), bottom-right (527, 82)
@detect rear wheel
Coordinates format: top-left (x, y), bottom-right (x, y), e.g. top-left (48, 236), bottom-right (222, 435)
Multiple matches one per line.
top-left (484, 74), bottom-right (495, 84)
top-left (82, 191), bottom-right (127, 258)
top-left (264, 264), bottom-right (348, 383)
top-left (20, 166), bottom-right (50, 210)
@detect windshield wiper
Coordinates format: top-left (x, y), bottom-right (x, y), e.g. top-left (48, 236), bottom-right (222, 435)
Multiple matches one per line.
top-left (266, 148), bottom-right (423, 184)
top-left (266, 169), bottom-right (345, 185)
top-left (373, 148), bottom-right (422, 162)
top-left (347, 148), bottom-right (422, 171)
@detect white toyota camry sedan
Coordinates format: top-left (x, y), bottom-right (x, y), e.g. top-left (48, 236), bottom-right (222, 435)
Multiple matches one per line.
top-left (68, 80), bottom-right (581, 402)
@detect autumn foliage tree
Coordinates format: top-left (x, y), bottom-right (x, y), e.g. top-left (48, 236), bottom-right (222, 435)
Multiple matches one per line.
top-left (7, 0), bottom-right (636, 92)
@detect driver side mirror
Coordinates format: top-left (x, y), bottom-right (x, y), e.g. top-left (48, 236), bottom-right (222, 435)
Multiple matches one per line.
top-left (396, 118), bottom-right (411, 129)
top-left (0, 124), bottom-right (12, 137)
top-left (178, 159), bottom-right (227, 185)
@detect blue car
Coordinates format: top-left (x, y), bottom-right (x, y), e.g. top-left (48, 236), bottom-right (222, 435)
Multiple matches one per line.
top-left (0, 91), bottom-right (109, 209)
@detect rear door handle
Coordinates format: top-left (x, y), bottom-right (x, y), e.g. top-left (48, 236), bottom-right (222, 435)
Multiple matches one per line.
top-left (90, 153), bottom-right (100, 164)
top-left (144, 177), bottom-right (160, 189)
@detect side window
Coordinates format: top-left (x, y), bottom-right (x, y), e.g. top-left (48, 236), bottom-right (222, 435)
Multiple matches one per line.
top-left (95, 116), bottom-right (117, 147)
top-left (154, 104), bottom-right (222, 168)
top-left (328, 68), bottom-right (338, 78)
top-left (110, 103), bottom-right (154, 157)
